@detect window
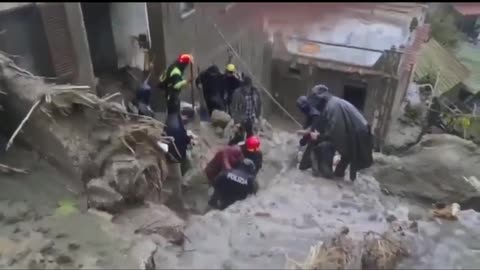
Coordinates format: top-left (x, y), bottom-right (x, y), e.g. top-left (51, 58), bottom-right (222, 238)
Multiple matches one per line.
top-left (179, 3), bottom-right (195, 19)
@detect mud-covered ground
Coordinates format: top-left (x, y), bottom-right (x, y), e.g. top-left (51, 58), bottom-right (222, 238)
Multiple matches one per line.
top-left (1, 130), bottom-right (480, 269)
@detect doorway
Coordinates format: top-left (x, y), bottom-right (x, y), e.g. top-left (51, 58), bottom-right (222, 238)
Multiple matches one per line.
top-left (81, 3), bottom-right (117, 75)
top-left (343, 83), bottom-right (367, 112)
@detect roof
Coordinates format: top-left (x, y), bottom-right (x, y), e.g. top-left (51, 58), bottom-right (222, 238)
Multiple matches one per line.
top-left (414, 38), bottom-right (470, 95)
top-left (452, 3), bottom-right (480, 16)
top-left (400, 24), bottom-right (431, 72)
top-left (455, 42), bottom-right (480, 94)
top-left (285, 13), bottom-right (408, 67)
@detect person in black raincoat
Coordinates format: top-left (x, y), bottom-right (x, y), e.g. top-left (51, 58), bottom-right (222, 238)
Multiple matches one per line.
top-left (195, 65), bottom-right (226, 116)
top-left (163, 100), bottom-right (193, 210)
top-left (296, 84), bottom-right (331, 173)
top-left (308, 90), bottom-right (373, 181)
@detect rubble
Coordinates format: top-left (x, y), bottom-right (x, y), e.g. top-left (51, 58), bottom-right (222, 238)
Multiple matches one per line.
top-left (0, 53), bottom-right (172, 213)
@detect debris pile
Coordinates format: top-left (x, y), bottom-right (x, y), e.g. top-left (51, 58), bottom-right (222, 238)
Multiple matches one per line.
top-left (361, 231), bottom-right (409, 269)
top-left (287, 226), bottom-right (410, 270)
top-left (0, 53), bottom-right (171, 213)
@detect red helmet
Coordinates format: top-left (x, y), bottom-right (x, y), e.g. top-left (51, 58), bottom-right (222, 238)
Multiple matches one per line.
top-left (245, 136), bottom-right (261, 152)
top-left (178, 53), bottom-right (193, 65)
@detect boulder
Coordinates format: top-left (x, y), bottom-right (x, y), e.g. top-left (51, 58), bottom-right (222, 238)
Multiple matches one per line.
top-left (86, 178), bottom-right (124, 213)
top-left (383, 115), bottom-right (423, 153)
top-left (211, 110), bottom-right (231, 129)
top-left (371, 134), bottom-right (480, 206)
top-left (106, 155), bottom-right (150, 202)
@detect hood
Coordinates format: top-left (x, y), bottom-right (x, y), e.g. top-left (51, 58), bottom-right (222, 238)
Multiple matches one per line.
top-left (206, 65), bottom-right (221, 75)
top-left (297, 96), bottom-right (320, 116)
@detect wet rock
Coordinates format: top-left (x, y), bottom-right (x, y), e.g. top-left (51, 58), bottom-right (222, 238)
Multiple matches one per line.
top-left (211, 110), bottom-right (231, 129)
top-left (383, 114), bottom-right (423, 152)
top-left (0, 200), bottom-right (31, 224)
top-left (56, 254), bottom-right (73, 265)
top-left (54, 233), bottom-right (67, 239)
top-left (368, 213), bottom-right (378, 221)
top-left (116, 203), bottom-right (185, 245)
top-left (86, 177), bottom-right (124, 213)
top-left (27, 253), bottom-right (45, 269)
top-left (106, 155), bottom-right (151, 202)
top-left (372, 134), bottom-right (480, 204)
top-left (68, 242), bottom-right (80, 251)
top-left (386, 214), bottom-right (397, 223)
top-left (129, 238), bottom-right (157, 270)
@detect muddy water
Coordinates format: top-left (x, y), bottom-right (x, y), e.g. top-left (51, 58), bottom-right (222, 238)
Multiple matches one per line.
top-left (2, 132), bottom-right (480, 269)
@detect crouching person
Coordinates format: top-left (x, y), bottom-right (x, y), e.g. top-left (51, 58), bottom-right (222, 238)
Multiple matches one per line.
top-left (209, 158), bottom-right (259, 210)
top-left (204, 145), bottom-right (244, 186)
top-left (240, 135), bottom-right (263, 175)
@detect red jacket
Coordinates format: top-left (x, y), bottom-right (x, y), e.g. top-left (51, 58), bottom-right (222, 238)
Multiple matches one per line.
top-left (204, 145), bottom-right (244, 184)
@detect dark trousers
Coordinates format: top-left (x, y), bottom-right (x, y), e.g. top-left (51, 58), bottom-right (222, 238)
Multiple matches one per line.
top-left (228, 119), bottom-right (254, 145)
top-left (334, 156), bottom-right (357, 181)
top-left (310, 141), bottom-right (335, 178)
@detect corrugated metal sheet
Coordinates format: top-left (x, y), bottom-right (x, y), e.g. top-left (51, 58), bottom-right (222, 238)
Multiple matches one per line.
top-left (414, 38), bottom-right (470, 95)
top-left (453, 3), bottom-right (480, 16)
top-left (455, 42), bottom-right (480, 94)
top-left (284, 13), bottom-right (407, 67)
top-left (39, 3), bottom-right (76, 82)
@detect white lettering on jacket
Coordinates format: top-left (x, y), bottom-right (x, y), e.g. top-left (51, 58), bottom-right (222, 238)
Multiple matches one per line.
top-left (226, 172), bottom-right (248, 185)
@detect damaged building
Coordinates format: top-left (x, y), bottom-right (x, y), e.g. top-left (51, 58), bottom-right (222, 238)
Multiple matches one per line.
top-left (0, 3), bottom-right (272, 112)
top-left (265, 3), bottom-right (429, 148)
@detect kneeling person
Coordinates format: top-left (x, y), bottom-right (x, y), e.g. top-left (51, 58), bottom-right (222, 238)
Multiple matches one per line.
top-left (209, 158), bottom-right (259, 210)
top-left (240, 135), bottom-right (262, 175)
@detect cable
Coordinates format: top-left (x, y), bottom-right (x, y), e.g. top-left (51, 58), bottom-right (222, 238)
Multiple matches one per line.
top-left (205, 16), bottom-right (304, 128)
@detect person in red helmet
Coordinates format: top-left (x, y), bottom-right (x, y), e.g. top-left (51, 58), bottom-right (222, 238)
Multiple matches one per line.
top-left (240, 135), bottom-right (263, 175)
top-left (158, 53), bottom-right (193, 113)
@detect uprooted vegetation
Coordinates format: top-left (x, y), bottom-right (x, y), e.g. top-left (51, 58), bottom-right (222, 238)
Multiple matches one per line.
top-left (286, 224), bottom-right (410, 270)
top-left (0, 53), bottom-right (171, 214)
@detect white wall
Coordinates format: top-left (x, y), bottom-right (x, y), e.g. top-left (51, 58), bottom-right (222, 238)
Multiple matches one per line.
top-left (110, 2), bottom-right (150, 70)
top-left (0, 3), bottom-right (33, 12)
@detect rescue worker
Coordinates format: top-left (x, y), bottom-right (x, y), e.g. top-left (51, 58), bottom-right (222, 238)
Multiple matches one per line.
top-left (208, 158), bottom-right (259, 210)
top-left (158, 54), bottom-right (193, 113)
top-left (204, 144), bottom-right (244, 186)
top-left (223, 63), bottom-right (242, 113)
top-left (296, 95), bottom-right (322, 172)
top-left (240, 135), bottom-right (263, 175)
top-left (135, 79), bottom-right (154, 117)
top-left (195, 65), bottom-right (226, 115)
top-left (308, 89), bottom-right (373, 181)
top-left (163, 100), bottom-right (193, 210)
top-left (229, 75), bottom-right (262, 145)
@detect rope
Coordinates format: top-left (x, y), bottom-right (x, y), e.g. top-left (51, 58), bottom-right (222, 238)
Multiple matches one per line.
top-left (205, 16), bottom-right (303, 128)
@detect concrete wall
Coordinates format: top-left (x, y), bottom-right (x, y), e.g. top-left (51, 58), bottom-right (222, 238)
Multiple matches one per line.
top-left (0, 3), bottom-right (33, 13)
top-left (148, 3), bottom-right (272, 114)
top-left (63, 3), bottom-right (96, 90)
top-left (110, 2), bottom-right (150, 70)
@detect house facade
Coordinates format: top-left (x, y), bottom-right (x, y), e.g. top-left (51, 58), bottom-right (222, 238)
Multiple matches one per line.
top-left (264, 3), bottom-right (428, 148)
